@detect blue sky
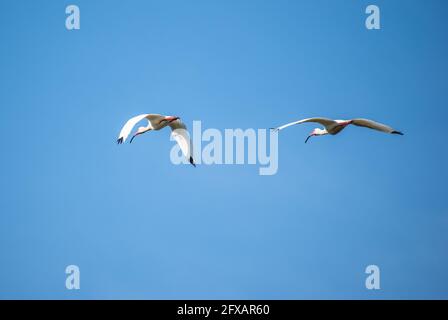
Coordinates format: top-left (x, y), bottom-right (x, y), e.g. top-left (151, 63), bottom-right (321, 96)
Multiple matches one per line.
top-left (0, 0), bottom-right (447, 299)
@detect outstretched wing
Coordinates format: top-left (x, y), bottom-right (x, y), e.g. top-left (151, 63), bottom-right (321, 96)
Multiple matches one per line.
top-left (169, 120), bottom-right (195, 166)
top-left (351, 119), bottom-right (403, 135)
top-left (117, 114), bottom-right (150, 144)
top-left (272, 117), bottom-right (337, 132)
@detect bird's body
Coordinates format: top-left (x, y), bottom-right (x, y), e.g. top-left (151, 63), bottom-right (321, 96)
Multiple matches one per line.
top-left (117, 114), bottom-right (195, 166)
top-left (272, 117), bottom-right (403, 143)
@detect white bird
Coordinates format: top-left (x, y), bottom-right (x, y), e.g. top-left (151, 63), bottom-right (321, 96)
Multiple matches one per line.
top-left (272, 117), bottom-right (403, 143)
top-left (117, 114), bottom-right (195, 166)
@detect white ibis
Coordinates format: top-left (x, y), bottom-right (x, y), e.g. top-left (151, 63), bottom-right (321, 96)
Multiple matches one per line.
top-left (272, 117), bottom-right (403, 143)
top-left (117, 114), bottom-right (195, 166)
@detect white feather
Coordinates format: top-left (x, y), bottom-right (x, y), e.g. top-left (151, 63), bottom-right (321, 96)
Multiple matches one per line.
top-left (169, 120), bottom-right (192, 159)
top-left (117, 114), bottom-right (150, 143)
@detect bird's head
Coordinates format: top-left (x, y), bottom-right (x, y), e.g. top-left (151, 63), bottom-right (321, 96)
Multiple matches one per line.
top-left (157, 115), bottom-right (180, 126)
top-left (165, 115), bottom-right (180, 123)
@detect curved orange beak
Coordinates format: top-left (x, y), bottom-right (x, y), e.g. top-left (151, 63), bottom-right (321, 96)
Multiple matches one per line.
top-left (167, 116), bottom-right (180, 122)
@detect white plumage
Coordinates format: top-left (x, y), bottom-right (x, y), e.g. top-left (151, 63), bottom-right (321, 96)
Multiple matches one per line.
top-left (117, 114), bottom-right (195, 166)
top-left (272, 117), bottom-right (403, 143)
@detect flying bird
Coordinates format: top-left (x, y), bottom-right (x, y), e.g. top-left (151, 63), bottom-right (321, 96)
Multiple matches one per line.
top-left (272, 117), bottom-right (403, 143)
top-left (117, 114), bottom-right (195, 166)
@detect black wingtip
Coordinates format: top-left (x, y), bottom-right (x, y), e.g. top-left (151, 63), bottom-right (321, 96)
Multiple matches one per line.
top-left (190, 157), bottom-right (196, 167)
top-left (392, 131), bottom-right (404, 135)
top-left (117, 137), bottom-right (123, 144)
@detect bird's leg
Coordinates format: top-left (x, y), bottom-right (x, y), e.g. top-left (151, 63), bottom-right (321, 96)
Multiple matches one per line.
top-left (305, 134), bottom-right (315, 143)
top-left (130, 129), bottom-right (148, 143)
top-left (130, 133), bottom-right (140, 144)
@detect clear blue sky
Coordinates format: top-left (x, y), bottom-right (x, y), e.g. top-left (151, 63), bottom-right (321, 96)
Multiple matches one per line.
top-left (0, 0), bottom-right (447, 299)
